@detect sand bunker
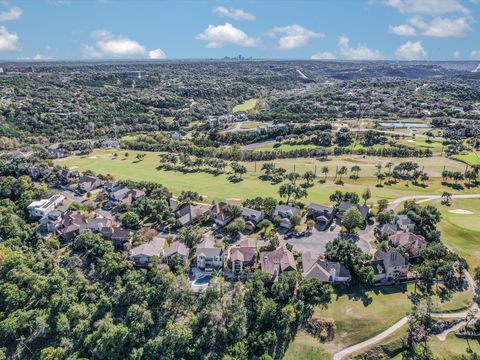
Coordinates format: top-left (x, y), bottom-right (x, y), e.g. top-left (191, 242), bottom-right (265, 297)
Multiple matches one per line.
top-left (69, 166), bottom-right (78, 170)
top-left (89, 156), bottom-right (97, 159)
top-left (226, 198), bottom-right (242, 202)
top-left (448, 209), bottom-right (474, 215)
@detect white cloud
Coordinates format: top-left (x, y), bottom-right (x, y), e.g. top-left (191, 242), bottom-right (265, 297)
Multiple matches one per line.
top-left (382, 0), bottom-right (469, 16)
top-left (17, 54), bottom-right (53, 61)
top-left (310, 51), bottom-right (336, 60)
top-left (81, 44), bottom-right (103, 58)
top-left (196, 23), bottom-right (258, 48)
top-left (270, 24), bottom-right (324, 50)
top-left (148, 48), bottom-right (166, 59)
top-left (395, 41), bottom-right (427, 60)
top-left (409, 16), bottom-right (472, 37)
top-left (389, 23), bottom-right (416, 35)
top-left (212, 6), bottom-right (255, 21)
top-left (82, 30), bottom-right (165, 59)
top-left (471, 50), bottom-right (480, 60)
top-left (453, 50), bottom-right (460, 59)
top-left (92, 30), bottom-right (145, 56)
top-left (0, 6), bottom-right (22, 21)
top-left (337, 36), bottom-right (384, 60)
top-left (0, 25), bottom-right (20, 52)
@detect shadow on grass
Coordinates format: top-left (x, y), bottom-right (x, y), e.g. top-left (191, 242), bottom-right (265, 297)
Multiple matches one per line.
top-left (227, 176), bottom-right (243, 183)
top-left (334, 283), bottom-right (409, 307)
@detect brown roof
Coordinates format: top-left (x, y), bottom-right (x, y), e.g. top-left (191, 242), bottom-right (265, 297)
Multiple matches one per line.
top-left (259, 246), bottom-right (296, 276)
top-left (210, 202), bottom-right (230, 222)
top-left (229, 238), bottom-right (257, 263)
top-left (163, 241), bottom-right (189, 257)
top-left (389, 232), bottom-right (427, 257)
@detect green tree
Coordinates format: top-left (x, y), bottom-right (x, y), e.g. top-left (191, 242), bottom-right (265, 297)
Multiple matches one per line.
top-left (342, 207), bottom-right (363, 232)
top-left (120, 211), bottom-right (140, 229)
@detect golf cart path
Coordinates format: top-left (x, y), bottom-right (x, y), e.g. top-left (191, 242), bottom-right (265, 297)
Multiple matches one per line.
top-left (387, 193), bottom-right (480, 211)
top-left (334, 272), bottom-right (477, 360)
top-left (334, 194), bottom-right (480, 360)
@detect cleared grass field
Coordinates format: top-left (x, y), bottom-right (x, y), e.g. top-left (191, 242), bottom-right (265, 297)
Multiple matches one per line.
top-left (286, 283), bottom-right (473, 359)
top-left (239, 121), bottom-right (265, 129)
top-left (233, 98), bottom-right (258, 113)
top-left (57, 149), bottom-right (476, 204)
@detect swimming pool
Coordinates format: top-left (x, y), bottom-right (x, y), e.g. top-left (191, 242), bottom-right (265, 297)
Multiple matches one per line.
top-left (192, 275), bottom-right (212, 286)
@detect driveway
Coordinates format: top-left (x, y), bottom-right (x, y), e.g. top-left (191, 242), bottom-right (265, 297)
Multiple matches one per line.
top-left (281, 226), bottom-right (371, 257)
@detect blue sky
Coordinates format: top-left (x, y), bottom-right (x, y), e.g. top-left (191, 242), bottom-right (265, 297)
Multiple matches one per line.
top-left (0, 0), bottom-right (479, 61)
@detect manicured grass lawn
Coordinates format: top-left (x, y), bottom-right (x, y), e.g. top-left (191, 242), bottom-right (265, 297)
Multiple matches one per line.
top-left (283, 331), bottom-right (329, 360)
top-left (452, 151), bottom-right (480, 166)
top-left (433, 198), bottom-right (480, 270)
top-left (240, 121), bottom-right (265, 129)
top-left (287, 283), bottom-right (473, 360)
top-left (353, 326), bottom-right (480, 359)
top-left (398, 138), bottom-right (444, 153)
top-left (315, 284), bottom-right (472, 350)
top-left (430, 333), bottom-right (480, 359)
top-left (233, 98), bottom-right (258, 113)
top-left (57, 150), bottom-right (476, 204)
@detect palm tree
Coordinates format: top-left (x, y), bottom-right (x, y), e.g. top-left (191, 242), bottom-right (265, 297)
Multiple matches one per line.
top-left (286, 172), bottom-right (300, 184)
top-left (385, 162), bottom-right (394, 183)
top-left (321, 166), bottom-right (329, 181)
top-left (375, 172), bottom-right (384, 185)
top-left (441, 191), bottom-right (452, 205)
top-left (350, 165), bottom-right (361, 179)
top-left (338, 166), bottom-right (347, 182)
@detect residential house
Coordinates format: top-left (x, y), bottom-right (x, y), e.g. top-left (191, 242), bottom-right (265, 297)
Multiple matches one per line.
top-left (376, 223), bottom-right (398, 237)
top-left (102, 227), bottom-right (130, 246)
top-left (302, 251), bottom-right (351, 284)
top-left (57, 211), bottom-right (113, 243)
top-left (78, 175), bottom-right (102, 193)
top-left (29, 164), bottom-right (51, 180)
top-left (336, 202), bottom-right (370, 224)
top-left (57, 211), bottom-right (88, 242)
top-left (371, 250), bottom-right (409, 282)
top-left (394, 215), bottom-right (415, 232)
top-left (241, 206), bottom-right (265, 231)
top-left (162, 241), bottom-right (189, 267)
top-left (175, 204), bottom-right (210, 227)
top-left (38, 205), bottom-right (69, 234)
top-left (129, 236), bottom-right (166, 267)
top-left (229, 238), bottom-right (257, 275)
top-left (58, 169), bottom-right (79, 184)
top-left (210, 202), bottom-right (233, 226)
top-left (259, 246), bottom-right (296, 280)
top-left (47, 143), bottom-right (67, 158)
top-left (196, 238), bottom-right (224, 271)
top-left (273, 205), bottom-right (301, 229)
top-left (101, 140), bottom-right (120, 148)
top-left (389, 232), bottom-right (427, 258)
top-left (27, 194), bottom-right (65, 218)
top-left (107, 187), bottom-right (145, 207)
top-left (169, 198), bottom-right (179, 212)
top-left (306, 203), bottom-right (335, 228)
top-left (171, 132), bottom-right (183, 141)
